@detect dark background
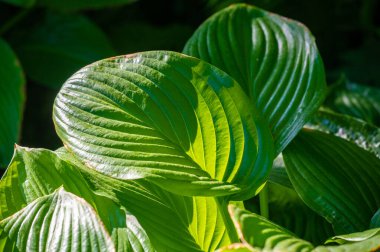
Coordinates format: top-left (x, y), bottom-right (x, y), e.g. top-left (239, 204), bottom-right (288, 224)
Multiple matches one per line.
top-left (1, 0), bottom-right (379, 151)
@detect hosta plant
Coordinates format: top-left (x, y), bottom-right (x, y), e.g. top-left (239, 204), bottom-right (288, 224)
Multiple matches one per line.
top-left (1, 4), bottom-right (380, 252)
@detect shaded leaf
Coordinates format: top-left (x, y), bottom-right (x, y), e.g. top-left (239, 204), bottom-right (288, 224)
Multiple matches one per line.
top-left (37, 0), bottom-right (136, 11)
top-left (183, 3), bottom-right (326, 154)
top-left (0, 0), bottom-right (34, 7)
top-left (53, 50), bottom-right (274, 200)
top-left (307, 109), bottom-right (380, 159)
top-left (13, 13), bottom-right (115, 88)
top-left (283, 129), bottom-right (380, 234)
top-left (0, 188), bottom-right (116, 252)
top-left (370, 209), bottom-right (380, 229)
top-left (0, 39), bottom-right (25, 169)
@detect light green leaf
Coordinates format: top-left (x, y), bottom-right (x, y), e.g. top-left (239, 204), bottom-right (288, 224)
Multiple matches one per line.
top-left (37, 0), bottom-right (136, 11)
top-left (0, 0), bottom-right (34, 7)
top-left (183, 3), bottom-right (326, 154)
top-left (12, 13), bottom-right (115, 89)
top-left (230, 206), bottom-right (380, 252)
top-left (216, 243), bottom-right (257, 252)
top-left (306, 109), bottom-right (380, 159)
top-left (0, 147), bottom-right (234, 251)
top-left (0, 39), bottom-right (25, 169)
top-left (0, 188), bottom-right (116, 252)
top-left (325, 81), bottom-right (380, 126)
top-left (53, 50), bottom-right (274, 199)
top-left (283, 129), bottom-right (380, 234)
top-left (0, 147), bottom-right (154, 252)
top-left (229, 205), bottom-right (314, 251)
top-left (370, 209), bottom-right (380, 229)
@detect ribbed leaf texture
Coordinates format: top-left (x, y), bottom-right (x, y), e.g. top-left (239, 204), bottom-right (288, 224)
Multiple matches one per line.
top-left (53, 50), bottom-right (274, 200)
top-left (307, 109), bottom-right (380, 159)
top-left (229, 205), bottom-right (380, 252)
top-left (0, 188), bottom-right (115, 252)
top-left (283, 129), bottom-right (380, 234)
top-left (0, 147), bottom-right (233, 251)
top-left (183, 3), bottom-right (326, 154)
top-left (0, 39), bottom-right (25, 169)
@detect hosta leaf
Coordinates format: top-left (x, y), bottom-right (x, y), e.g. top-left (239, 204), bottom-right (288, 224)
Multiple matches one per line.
top-left (183, 3), bottom-right (326, 154)
top-left (12, 13), bottom-right (115, 89)
top-left (229, 205), bottom-right (314, 251)
top-left (0, 147), bottom-right (154, 251)
top-left (0, 39), bottom-right (25, 169)
top-left (37, 0), bottom-right (136, 11)
top-left (245, 182), bottom-right (334, 245)
top-left (229, 206), bottom-right (380, 252)
top-left (283, 129), bottom-right (380, 234)
top-left (216, 243), bottom-right (256, 252)
top-left (307, 109), bottom-right (380, 159)
top-left (0, 188), bottom-right (115, 252)
top-left (53, 50), bottom-right (274, 199)
top-left (268, 154), bottom-right (293, 188)
top-left (0, 147), bottom-right (233, 251)
top-left (325, 81), bottom-right (380, 126)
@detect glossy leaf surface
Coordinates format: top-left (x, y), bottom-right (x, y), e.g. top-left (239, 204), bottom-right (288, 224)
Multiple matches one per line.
top-left (0, 39), bottom-right (25, 169)
top-left (307, 109), bottom-right (380, 159)
top-left (13, 13), bottom-right (115, 88)
top-left (283, 129), bottom-right (380, 234)
top-left (53, 50), bottom-right (274, 199)
top-left (0, 188), bottom-right (116, 252)
top-left (0, 147), bottom-right (233, 251)
top-left (183, 3), bottom-right (326, 154)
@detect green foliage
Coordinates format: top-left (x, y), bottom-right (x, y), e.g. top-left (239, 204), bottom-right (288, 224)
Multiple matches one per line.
top-left (0, 2), bottom-right (380, 252)
top-left (0, 39), bottom-right (25, 169)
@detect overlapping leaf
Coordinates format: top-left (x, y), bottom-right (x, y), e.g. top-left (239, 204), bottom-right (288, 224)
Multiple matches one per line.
top-left (0, 39), bottom-right (25, 169)
top-left (0, 188), bottom-right (116, 252)
top-left (53, 50), bottom-right (274, 199)
top-left (229, 205), bottom-right (380, 252)
top-left (0, 147), bottom-right (234, 251)
top-left (283, 129), bottom-right (380, 234)
top-left (183, 3), bottom-right (326, 154)
top-left (307, 109), bottom-right (380, 159)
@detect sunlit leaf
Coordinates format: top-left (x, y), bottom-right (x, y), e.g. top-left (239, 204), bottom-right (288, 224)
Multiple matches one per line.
top-left (283, 129), bottom-right (380, 234)
top-left (0, 39), bottom-right (25, 169)
top-left (183, 3), bottom-right (326, 154)
top-left (53, 50), bottom-right (274, 199)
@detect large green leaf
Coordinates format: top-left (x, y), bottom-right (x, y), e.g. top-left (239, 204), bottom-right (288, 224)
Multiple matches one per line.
top-left (325, 80), bottom-right (380, 126)
top-left (283, 129), bottom-right (380, 234)
top-left (0, 188), bottom-right (116, 252)
top-left (229, 205), bottom-right (380, 252)
top-left (12, 13), bottom-right (115, 89)
top-left (0, 147), bottom-right (154, 251)
top-left (0, 39), bottom-right (25, 169)
top-left (37, 0), bottom-right (136, 11)
top-left (53, 50), bottom-right (274, 199)
top-left (183, 3), bottom-right (326, 154)
top-left (0, 147), bottom-right (234, 251)
top-left (307, 109), bottom-right (380, 159)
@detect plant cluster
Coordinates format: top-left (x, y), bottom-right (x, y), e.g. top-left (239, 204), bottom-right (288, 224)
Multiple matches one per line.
top-left (1, 2), bottom-right (380, 252)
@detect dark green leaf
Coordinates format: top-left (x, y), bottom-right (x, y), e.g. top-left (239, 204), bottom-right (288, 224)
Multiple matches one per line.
top-left (183, 3), bottom-right (326, 154)
top-left (37, 0), bottom-right (136, 11)
top-left (0, 39), bottom-right (25, 169)
top-left (53, 50), bottom-right (274, 199)
top-left (370, 209), bottom-right (380, 229)
top-left (307, 109), bottom-right (380, 159)
top-left (283, 129), bottom-right (380, 234)
top-left (13, 13), bottom-right (115, 89)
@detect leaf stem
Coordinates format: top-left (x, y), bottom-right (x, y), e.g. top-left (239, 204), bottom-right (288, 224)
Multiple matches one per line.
top-left (0, 8), bottom-right (31, 36)
top-left (259, 184), bottom-right (269, 219)
top-left (216, 197), bottom-right (240, 243)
